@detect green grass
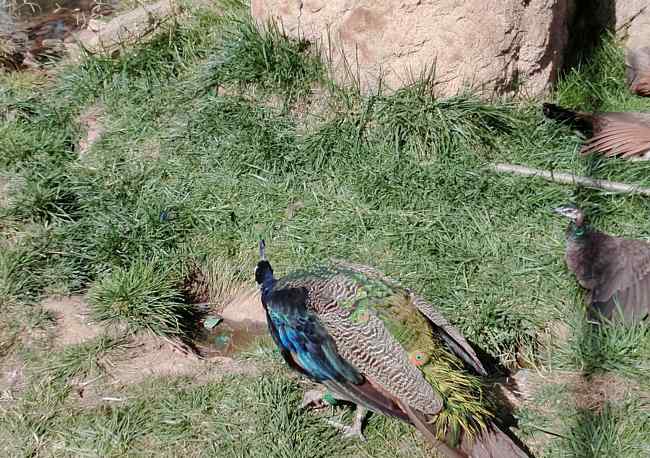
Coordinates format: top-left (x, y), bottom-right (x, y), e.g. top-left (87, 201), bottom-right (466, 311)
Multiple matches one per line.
top-left (557, 400), bottom-right (650, 458)
top-left (88, 260), bottom-right (191, 337)
top-left (204, 11), bottom-right (323, 102)
top-left (45, 334), bottom-right (128, 382)
top-left (1, 372), bottom-right (430, 457)
top-left (557, 317), bottom-right (650, 382)
top-left (0, 3), bottom-right (649, 457)
top-left (555, 33), bottom-right (650, 113)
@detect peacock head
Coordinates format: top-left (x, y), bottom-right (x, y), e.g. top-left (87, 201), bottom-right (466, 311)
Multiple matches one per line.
top-left (254, 239), bottom-right (274, 287)
top-left (553, 204), bottom-right (585, 226)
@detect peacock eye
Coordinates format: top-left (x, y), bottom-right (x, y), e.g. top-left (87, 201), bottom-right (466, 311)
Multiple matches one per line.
top-left (415, 355), bottom-right (422, 360)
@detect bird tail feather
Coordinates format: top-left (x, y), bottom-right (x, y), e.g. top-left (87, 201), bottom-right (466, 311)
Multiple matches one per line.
top-left (398, 400), bottom-right (531, 458)
top-left (398, 401), bottom-right (468, 458)
top-left (459, 420), bottom-right (532, 458)
top-left (323, 379), bottom-right (410, 422)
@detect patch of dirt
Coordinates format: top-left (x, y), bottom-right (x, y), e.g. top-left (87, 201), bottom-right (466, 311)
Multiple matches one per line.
top-left (219, 285), bottom-right (266, 325)
top-left (74, 334), bottom-right (258, 407)
top-left (570, 373), bottom-right (644, 412)
top-left (0, 354), bottom-right (25, 403)
top-left (106, 335), bottom-right (211, 385)
top-left (77, 103), bottom-right (105, 155)
top-left (41, 295), bottom-right (102, 346)
top-left (292, 83), bottom-right (331, 132)
top-left (40, 289), bottom-right (266, 408)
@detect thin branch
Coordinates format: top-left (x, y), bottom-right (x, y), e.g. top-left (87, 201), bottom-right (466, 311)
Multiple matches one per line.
top-left (489, 163), bottom-right (650, 196)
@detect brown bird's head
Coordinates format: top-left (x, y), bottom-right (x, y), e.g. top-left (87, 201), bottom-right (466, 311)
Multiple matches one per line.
top-left (553, 204), bottom-right (585, 226)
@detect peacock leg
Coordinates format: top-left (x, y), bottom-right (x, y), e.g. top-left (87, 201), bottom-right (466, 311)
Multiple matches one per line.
top-left (326, 406), bottom-right (368, 442)
top-left (301, 389), bottom-right (368, 441)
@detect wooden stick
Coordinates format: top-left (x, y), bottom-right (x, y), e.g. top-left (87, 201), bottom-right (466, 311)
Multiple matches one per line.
top-left (490, 163), bottom-right (650, 196)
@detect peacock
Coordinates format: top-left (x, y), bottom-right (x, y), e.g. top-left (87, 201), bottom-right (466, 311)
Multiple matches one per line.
top-left (627, 47), bottom-right (650, 97)
top-left (542, 103), bottom-right (650, 160)
top-left (554, 204), bottom-right (650, 324)
top-left (254, 241), bottom-right (530, 458)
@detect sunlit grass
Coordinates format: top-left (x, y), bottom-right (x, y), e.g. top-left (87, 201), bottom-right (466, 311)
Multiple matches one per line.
top-left (0, 5), bottom-right (648, 457)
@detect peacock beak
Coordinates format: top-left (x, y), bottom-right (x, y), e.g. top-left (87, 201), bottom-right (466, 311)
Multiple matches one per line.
top-left (552, 205), bottom-right (571, 216)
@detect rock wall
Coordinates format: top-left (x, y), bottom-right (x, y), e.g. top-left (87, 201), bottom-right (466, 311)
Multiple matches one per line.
top-left (615, 1), bottom-right (650, 50)
top-left (251, 0), bottom-right (573, 97)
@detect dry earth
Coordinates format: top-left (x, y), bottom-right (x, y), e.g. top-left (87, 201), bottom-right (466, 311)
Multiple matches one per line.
top-left (29, 288), bottom-right (267, 407)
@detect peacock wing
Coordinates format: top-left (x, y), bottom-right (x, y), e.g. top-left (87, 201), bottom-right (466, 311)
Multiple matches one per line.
top-left (588, 233), bottom-right (650, 322)
top-left (409, 292), bottom-right (487, 375)
top-left (582, 113), bottom-right (650, 158)
top-left (265, 286), bottom-right (363, 384)
top-left (330, 260), bottom-right (487, 376)
top-left (266, 277), bottom-right (440, 420)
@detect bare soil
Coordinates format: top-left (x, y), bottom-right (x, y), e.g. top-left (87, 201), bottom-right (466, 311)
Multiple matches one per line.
top-left (76, 103), bottom-right (105, 155)
top-left (38, 293), bottom-right (265, 407)
top-left (41, 295), bottom-right (102, 346)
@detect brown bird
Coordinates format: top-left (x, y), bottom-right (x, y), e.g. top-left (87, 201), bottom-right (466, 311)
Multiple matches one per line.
top-left (554, 204), bottom-right (650, 324)
top-left (626, 47), bottom-right (650, 97)
top-left (542, 103), bottom-right (650, 160)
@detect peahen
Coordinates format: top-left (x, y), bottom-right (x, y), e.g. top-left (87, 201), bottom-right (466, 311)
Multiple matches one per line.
top-left (255, 241), bottom-right (530, 458)
top-left (627, 47), bottom-right (650, 97)
top-left (554, 204), bottom-right (650, 324)
top-left (542, 103), bottom-right (650, 160)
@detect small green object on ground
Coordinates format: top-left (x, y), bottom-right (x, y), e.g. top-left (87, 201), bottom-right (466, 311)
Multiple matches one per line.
top-left (322, 391), bottom-right (338, 406)
top-left (203, 315), bottom-right (223, 330)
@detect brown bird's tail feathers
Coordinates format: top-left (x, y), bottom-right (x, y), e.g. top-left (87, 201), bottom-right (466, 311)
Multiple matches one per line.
top-left (459, 421), bottom-right (532, 458)
top-left (634, 80), bottom-right (650, 97)
top-left (626, 47), bottom-right (650, 97)
top-left (399, 401), bottom-right (532, 458)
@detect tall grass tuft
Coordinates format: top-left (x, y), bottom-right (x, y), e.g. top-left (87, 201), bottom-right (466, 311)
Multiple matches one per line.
top-left (204, 10), bottom-right (323, 100)
top-left (88, 260), bottom-right (191, 337)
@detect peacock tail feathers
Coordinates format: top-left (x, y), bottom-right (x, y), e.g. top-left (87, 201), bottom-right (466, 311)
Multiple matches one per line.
top-left (417, 338), bottom-right (492, 444)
